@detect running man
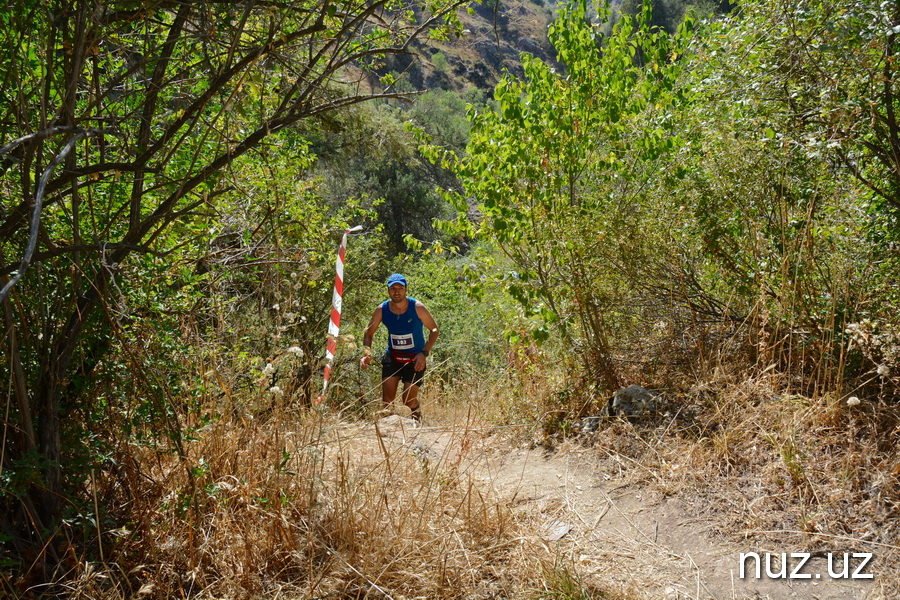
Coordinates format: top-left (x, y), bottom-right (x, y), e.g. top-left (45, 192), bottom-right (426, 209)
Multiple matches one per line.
top-left (360, 273), bottom-right (439, 422)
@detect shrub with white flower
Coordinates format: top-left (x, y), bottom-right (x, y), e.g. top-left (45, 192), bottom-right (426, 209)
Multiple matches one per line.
top-left (846, 396), bottom-right (860, 407)
top-left (269, 386), bottom-right (283, 396)
top-left (263, 362), bottom-right (275, 376)
top-left (287, 346), bottom-right (304, 357)
top-left (844, 320), bottom-right (900, 393)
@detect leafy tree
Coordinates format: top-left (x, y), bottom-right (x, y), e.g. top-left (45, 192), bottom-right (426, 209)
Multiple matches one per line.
top-left (310, 101), bottom-right (457, 252)
top-left (410, 88), bottom-right (475, 154)
top-left (619, 0), bottom-right (734, 33)
top-left (714, 0), bottom-right (900, 233)
top-left (445, 0), bottom-right (694, 389)
top-left (671, 0), bottom-right (900, 389)
top-left (0, 0), bottom-right (467, 546)
top-left (621, 0), bottom-right (678, 31)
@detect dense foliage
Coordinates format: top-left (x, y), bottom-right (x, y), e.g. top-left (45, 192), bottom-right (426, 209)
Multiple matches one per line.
top-left (445, 1), bottom-right (696, 391)
top-left (1, 0), bottom-right (898, 594)
top-left (0, 0), bottom-right (468, 578)
top-left (442, 0), bottom-right (900, 401)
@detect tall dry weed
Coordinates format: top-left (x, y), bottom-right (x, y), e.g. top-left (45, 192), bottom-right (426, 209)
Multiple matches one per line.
top-left (13, 396), bottom-right (557, 600)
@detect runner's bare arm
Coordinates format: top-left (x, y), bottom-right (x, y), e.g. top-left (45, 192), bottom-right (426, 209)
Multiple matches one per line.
top-left (415, 302), bottom-right (439, 353)
top-left (360, 306), bottom-right (382, 368)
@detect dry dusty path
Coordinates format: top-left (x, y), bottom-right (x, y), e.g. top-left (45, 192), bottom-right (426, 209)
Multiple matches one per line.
top-left (367, 415), bottom-right (891, 600)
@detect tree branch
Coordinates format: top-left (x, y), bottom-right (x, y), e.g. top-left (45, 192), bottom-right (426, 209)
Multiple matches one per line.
top-left (0, 131), bottom-right (106, 303)
top-left (0, 243), bottom-right (169, 277)
top-left (129, 2), bottom-right (190, 233)
top-left (0, 126), bottom-right (106, 159)
top-left (839, 147), bottom-right (894, 206)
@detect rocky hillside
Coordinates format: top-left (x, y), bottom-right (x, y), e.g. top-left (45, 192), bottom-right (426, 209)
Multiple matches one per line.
top-left (384, 0), bottom-right (561, 93)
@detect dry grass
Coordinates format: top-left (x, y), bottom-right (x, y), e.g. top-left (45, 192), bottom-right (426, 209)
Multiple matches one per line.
top-left (8, 332), bottom-right (897, 598)
top-left (60, 412), bottom-right (519, 599)
top-left (578, 370), bottom-right (900, 597)
top-left (5, 379), bottom-right (614, 600)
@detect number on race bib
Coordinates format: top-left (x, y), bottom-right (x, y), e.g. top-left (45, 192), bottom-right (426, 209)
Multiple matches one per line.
top-left (391, 333), bottom-right (414, 349)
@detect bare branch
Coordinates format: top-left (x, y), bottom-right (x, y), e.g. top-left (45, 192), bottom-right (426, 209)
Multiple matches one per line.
top-left (0, 130), bottom-right (105, 303)
top-left (0, 126), bottom-right (114, 159)
top-left (0, 243), bottom-right (169, 276)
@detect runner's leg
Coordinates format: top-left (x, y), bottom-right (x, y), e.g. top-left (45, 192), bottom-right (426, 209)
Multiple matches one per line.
top-left (382, 376), bottom-right (401, 407)
top-left (402, 382), bottom-right (421, 422)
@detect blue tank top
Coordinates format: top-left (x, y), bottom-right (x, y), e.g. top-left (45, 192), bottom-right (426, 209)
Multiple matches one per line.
top-left (381, 298), bottom-right (426, 358)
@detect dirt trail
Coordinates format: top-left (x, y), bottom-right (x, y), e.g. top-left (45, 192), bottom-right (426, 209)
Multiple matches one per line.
top-left (367, 416), bottom-right (889, 600)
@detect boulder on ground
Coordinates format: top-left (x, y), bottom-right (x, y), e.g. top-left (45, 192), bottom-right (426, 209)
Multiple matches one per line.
top-left (604, 385), bottom-right (659, 418)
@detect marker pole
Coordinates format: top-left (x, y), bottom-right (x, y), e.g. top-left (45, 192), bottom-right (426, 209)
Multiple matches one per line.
top-left (316, 225), bottom-right (363, 403)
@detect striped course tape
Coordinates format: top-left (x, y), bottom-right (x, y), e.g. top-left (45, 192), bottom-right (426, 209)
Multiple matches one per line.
top-left (316, 225), bottom-right (363, 403)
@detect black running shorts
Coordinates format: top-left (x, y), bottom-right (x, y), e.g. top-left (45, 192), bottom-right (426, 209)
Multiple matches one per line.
top-left (381, 351), bottom-right (425, 385)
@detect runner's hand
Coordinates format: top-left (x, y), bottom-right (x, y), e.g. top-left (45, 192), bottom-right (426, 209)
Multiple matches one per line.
top-left (360, 355), bottom-right (372, 369)
top-left (414, 353), bottom-right (426, 371)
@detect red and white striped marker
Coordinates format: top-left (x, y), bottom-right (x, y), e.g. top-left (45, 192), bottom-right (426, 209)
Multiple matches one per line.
top-left (316, 225), bottom-right (363, 403)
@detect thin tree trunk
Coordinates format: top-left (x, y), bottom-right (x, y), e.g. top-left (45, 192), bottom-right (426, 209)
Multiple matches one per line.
top-left (35, 272), bottom-right (106, 523)
top-left (3, 289), bottom-right (35, 453)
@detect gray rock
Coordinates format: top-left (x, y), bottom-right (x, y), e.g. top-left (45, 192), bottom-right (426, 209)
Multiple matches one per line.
top-left (580, 415), bottom-right (601, 433)
top-left (605, 385), bottom-right (659, 418)
top-left (410, 440), bottom-right (438, 462)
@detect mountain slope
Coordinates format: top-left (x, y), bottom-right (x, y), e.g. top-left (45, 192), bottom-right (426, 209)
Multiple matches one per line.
top-left (385, 0), bottom-right (560, 93)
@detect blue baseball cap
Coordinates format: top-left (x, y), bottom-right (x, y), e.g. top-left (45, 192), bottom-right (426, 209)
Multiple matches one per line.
top-left (386, 273), bottom-right (407, 287)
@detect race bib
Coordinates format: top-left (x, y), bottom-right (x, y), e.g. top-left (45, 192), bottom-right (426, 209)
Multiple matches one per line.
top-left (390, 333), bottom-right (415, 350)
